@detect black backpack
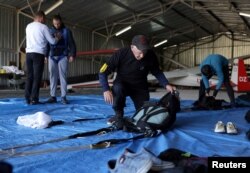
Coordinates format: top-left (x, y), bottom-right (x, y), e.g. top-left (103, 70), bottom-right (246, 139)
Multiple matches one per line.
top-left (236, 93), bottom-right (250, 107)
top-left (192, 96), bottom-right (226, 110)
top-left (120, 91), bottom-right (180, 136)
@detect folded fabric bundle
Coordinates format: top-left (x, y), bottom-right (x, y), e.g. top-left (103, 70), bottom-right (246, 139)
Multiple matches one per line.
top-left (16, 111), bottom-right (52, 129)
top-left (158, 148), bottom-right (208, 173)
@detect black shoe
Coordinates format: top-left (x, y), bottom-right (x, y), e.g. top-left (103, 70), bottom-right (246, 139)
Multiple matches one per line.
top-left (112, 118), bottom-right (124, 130)
top-left (61, 97), bottom-right (69, 104)
top-left (245, 110), bottom-right (250, 123)
top-left (30, 100), bottom-right (38, 105)
top-left (230, 102), bottom-right (236, 108)
top-left (25, 99), bottom-right (30, 104)
top-left (46, 97), bottom-right (57, 103)
top-left (246, 129), bottom-right (250, 140)
top-left (107, 111), bottom-right (124, 125)
top-left (30, 100), bottom-right (43, 105)
top-left (107, 116), bottom-right (117, 125)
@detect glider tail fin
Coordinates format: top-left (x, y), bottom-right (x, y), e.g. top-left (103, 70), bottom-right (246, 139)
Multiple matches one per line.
top-left (231, 59), bottom-right (250, 92)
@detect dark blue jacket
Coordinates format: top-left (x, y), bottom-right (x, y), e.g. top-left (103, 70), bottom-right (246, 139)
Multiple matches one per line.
top-left (99, 47), bottom-right (169, 92)
top-left (47, 26), bottom-right (76, 57)
top-left (200, 54), bottom-right (229, 90)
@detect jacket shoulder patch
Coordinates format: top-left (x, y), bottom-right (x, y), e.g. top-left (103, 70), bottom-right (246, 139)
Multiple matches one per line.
top-left (100, 63), bottom-right (108, 73)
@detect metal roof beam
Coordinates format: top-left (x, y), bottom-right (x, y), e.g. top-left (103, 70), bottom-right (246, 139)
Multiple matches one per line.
top-left (230, 2), bottom-right (250, 31)
top-left (19, 0), bottom-right (40, 11)
top-left (196, 1), bottom-right (233, 33)
top-left (109, 0), bottom-right (172, 33)
top-left (171, 8), bottom-right (213, 35)
top-left (95, 0), bottom-right (179, 35)
top-left (108, 0), bottom-right (136, 14)
top-left (150, 18), bottom-right (193, 40)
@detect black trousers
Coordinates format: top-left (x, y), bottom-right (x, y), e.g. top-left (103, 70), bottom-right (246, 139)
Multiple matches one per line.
top-left (112, 81), bottom-right (150, 114)
top-left (25, 53), bottom-right (45, 102)
top-left (199, 65), bottom-right (235, 104)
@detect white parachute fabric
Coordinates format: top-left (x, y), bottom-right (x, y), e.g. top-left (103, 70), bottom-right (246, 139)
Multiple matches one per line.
top-left (17, 112), bottom-right (52, 129)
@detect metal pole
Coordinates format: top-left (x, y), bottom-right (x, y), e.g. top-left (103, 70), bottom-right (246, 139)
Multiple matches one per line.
top-left (16, 10), bottom-right (20, 68)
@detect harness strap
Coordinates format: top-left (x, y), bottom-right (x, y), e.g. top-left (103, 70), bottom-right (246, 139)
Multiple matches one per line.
top-left (0, 130), bottom-right (161, 160)
top-left (1, 126), bottom-right (114, 152)
top-left (142, 107), bottom-right (167, 122)
top-left (49, 28), bottom-right (69, 57)
top-left (136, 106), bottom-right (158, 123)
top-left (50, 56), bottom-right (65, 64)
top-left (69, 127), bottom-right (115, 138)
top-left (48, 117), bottom-right (106, 127)
top-left (92, 134), bottom-right (145, 147)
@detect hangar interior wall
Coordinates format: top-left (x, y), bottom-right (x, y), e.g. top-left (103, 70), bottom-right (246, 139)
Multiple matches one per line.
top-left (0, 6), bottom-right (128, 87)
top-left (163, 33), bottom-right (250, 71)
top-left (1, 5), bottom-right (250, 87)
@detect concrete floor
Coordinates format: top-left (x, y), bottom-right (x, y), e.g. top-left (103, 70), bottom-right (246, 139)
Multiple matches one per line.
top-left (0, 87), bottom-right (242, 101)
top-left (0, 87), bottom-right (102, 99)
top-left (150, 88), bottom-right (241, 101)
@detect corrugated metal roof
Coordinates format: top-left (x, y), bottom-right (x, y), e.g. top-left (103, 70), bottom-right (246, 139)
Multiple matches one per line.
top-left (1, 0), bottom-right (250, 49)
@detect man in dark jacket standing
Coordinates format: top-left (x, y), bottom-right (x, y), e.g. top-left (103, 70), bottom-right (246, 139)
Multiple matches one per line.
top-left (99, 35), bottom-right (174, 125)
top-left (199, 54), bottom-right (235, 107)
top-left (46, 15), bottom-right (76, 104)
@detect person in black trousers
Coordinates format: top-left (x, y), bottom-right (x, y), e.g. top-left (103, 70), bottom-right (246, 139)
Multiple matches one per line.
top-left (99, 35), bottom-right (174, 126)
top-left (24, 11), bottom-right (59, 105)
top-left (199, 54), bottom-right (235, 107)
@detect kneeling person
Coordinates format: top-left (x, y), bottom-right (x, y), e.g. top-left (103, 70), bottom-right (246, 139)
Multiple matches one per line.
top-left (99, 35), bottom-right (174, 125)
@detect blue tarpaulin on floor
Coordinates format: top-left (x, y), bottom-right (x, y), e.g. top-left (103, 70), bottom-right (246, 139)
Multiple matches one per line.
top-left (0, 95), bottom-right (249, 173)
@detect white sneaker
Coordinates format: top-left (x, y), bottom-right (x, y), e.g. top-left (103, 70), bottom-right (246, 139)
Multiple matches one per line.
top-left (226, 122), bottom-right (238, 134)
top-left (214, 121), bottom-right (225, 133)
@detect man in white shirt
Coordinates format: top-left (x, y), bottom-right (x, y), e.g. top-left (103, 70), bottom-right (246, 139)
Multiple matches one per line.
top-left (25, 11), bottom-right (60, 105)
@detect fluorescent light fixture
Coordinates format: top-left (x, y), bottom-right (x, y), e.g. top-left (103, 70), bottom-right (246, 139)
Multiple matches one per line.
top-left (154, 39), bottom-right (168, 47)
top-left (115, 26), bottom-right (132, 36)
top-left (45, 0), bottom-right (63, 15)
top-left (239, 12), bottom-right (250, 18)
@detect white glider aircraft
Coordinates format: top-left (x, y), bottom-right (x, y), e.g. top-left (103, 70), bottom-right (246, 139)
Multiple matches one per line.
top-left (67, 50), bottom-right (250, 93)
top-left (148, 58), bottom-right (250, 92)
